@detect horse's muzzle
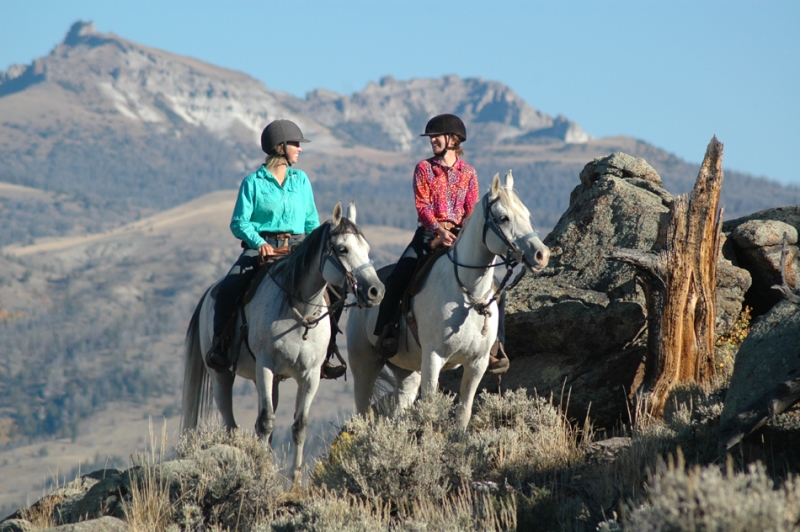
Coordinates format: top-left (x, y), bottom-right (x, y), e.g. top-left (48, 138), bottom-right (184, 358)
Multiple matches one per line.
top-left (355, 280), bottom-right (385, 308)
top-left (522, 243), bottom-right (550, 273)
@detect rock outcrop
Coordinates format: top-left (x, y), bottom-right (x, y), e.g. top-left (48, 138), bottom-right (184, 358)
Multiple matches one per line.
top-left (720, 299), bottom-right (800, 426)
top-left (723, 207), bottom-right (800, 315)
top-left (442, 152), bottom-right (752, 427)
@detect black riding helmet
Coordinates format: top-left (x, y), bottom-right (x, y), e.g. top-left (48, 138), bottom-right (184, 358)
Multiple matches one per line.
top-left (420, 114), bottom-right (466, 157)
top-left (260, 120), bottom-right (310, 166)
top-left (420, 114), bottom-right (467, 142)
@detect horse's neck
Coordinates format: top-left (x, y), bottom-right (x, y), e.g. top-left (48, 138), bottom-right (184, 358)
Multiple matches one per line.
top-left (451, 203), bottom-right (496, 291)
top-left (294, 263), bottom-right (328, 311)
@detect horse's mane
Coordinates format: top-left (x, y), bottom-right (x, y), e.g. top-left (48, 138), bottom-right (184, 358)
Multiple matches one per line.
top-left (270, 218), bottom-right (364, 309)
top-left (494, 185), bottom-right (531, 222)
top-left (460, 185), bottom-right (532, 239)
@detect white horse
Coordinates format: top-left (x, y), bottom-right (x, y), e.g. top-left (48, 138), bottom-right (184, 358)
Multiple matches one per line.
top-left (347, 171), bottom-right (550, 428)
top-left (182, 202), bottom-right (384, 481)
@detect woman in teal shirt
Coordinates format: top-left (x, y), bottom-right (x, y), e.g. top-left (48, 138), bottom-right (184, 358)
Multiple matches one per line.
top-left (208, 120), bottom-right (324, 372)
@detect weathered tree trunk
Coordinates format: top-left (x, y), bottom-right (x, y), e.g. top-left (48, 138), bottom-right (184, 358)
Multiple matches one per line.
top-left (608, 137), bottom-right (724, 415)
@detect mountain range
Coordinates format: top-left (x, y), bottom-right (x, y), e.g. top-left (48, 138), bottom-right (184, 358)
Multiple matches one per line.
top-left (2, 20), bottom-right (797, 250)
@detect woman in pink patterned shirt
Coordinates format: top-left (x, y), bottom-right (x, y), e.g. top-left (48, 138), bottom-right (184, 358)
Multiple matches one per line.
top-left (374, 114), bottom-right (509, 373)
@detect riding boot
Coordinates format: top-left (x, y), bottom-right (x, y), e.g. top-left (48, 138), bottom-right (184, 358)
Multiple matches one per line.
top-left (207, 250), bottom-right (260, 373)
top-left (373, 256), bottom-right (418, 357)
top-left (321, 285), bottom-right (347, 380)
top-left (487, 292), bottom-right (509, 375)
top-left (487, 340), bottom-right (510, 375)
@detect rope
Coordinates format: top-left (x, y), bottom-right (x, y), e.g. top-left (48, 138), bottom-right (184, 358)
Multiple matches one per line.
top-left (451, 245), bottom-right (526, 336)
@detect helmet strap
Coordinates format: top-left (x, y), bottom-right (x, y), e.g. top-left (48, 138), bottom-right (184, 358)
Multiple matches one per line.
top-left (282, 142), bottom-right (293, 167)
top-left (434, 134), bottom-right (450, 158)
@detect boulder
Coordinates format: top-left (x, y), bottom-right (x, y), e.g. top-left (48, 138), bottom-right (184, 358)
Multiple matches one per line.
top-left (442, 152), bottom-right (751, 427)
top-left (0, 519), bottom-right (32, 532)
top-left (722, 205), bottom-right (800, 316)
top-left (43, 517), bottom-right (128, 531)
top-left (52, 470), bottom-right (131, 524)
top-left (721, 299), bottom-right (800, 425)
top-left (716, 254), bottom-right (753, 334)
top-left (724, 216), bottom-right (800, 315)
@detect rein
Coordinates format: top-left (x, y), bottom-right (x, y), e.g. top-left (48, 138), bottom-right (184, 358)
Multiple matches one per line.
top-left (265, 223), bottom-right (371, 339)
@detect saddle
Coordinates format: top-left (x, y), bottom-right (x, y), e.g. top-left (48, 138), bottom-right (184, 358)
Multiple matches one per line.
top-left (375, 245), bottom-right (450, 351)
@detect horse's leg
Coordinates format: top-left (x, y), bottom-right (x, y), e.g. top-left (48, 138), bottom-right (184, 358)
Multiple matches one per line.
top-left (420, 348), bottom-right (445, 398)
top-left (210, 371), bottom-right (237, 431)
top-left (291, 372), bottom-right (321, 485)
top-left (254, 356), bottom-right (276, 443)
top-left (455, 356), bottom-right (490, 430)
top-left (390, 365), bottom-right (421, 412)
top-left (347, 311), bottom-right (386, 414)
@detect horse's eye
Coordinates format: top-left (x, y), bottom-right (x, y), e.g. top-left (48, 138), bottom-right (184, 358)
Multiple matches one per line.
top-left (500, 215), bottom-right (510, 223)
top-left (338, 246), bottom-right (348, 254)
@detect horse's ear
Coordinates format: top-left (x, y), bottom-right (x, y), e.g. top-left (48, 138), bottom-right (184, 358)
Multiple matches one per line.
top-left (332, 201), bottom-right (343, 227)
top-left (346, 201), bottom-right (357, 224)
top-left (490, 173), bottom-right (501, 197)
top-left (504, 170), bottom-right (514, 191)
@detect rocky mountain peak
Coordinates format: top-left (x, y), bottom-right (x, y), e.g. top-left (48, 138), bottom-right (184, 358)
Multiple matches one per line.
top-left (63, 20), bottom-right (99, 47)
top-left (296, 75), bottom-right (591, 152)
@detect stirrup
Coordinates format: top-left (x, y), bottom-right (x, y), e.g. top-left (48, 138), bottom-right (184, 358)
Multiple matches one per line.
top-left (206, 341), bottom-right (231, 374)
top-left (486, 340), bottom-right (510, 375)
top-left (321, 343), bottom-right (347, 380)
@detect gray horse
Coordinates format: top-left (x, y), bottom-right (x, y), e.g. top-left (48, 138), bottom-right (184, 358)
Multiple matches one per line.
top-left (182, 202), bottom-right (384, 482)
top-left (346, 172), bottom-right (549, 428)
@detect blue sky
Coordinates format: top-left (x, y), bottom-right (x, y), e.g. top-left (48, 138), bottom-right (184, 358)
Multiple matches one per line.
top-left (1, 1), bottom-right (798, 185)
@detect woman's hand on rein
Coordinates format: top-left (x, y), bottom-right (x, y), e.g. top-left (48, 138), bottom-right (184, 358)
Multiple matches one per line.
top-left (436, 226), bottom-right (456, 247)
top-left (258, 242), bottom-right (275, 259)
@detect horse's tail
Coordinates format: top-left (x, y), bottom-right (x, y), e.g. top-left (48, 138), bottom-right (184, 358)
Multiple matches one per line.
top-left (181, 288), bottom-right (212, 433)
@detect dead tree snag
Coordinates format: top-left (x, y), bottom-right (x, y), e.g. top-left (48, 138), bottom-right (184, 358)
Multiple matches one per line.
top-left (609, 137), bottom-right (725, 415)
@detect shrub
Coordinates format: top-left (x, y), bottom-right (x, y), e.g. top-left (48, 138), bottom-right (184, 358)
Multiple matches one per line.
top-left (605, 452), bottom-right (800, 531)
top-left (171, 422), bottom-right (284, 531)
top-left (469, 388), bottom-right (586, 483)
top-left (312, 393), bottom-right (472, 506)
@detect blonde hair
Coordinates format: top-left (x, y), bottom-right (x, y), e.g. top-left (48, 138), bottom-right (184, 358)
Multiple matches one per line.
top-left (449, 135), bottom-right (464, 157)
top-left (265, 144), bottom-right (286, 169)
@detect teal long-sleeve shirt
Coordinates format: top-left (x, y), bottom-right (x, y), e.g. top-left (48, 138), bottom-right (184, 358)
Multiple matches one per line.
top-left (230, 165), bottom-right (321, 250)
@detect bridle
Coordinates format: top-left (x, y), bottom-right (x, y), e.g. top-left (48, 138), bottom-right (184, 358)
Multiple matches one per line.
top-left (262, 222), bottom-right (375, 340)
top-left (446, 192), bottom-right (540, 334)
top-left (481, 195), bottom-right (540, 269)
top-left (317, 223), bottom-right (375, 305)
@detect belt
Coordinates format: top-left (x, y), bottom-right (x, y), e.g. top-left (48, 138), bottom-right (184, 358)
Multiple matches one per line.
top-left (440, 222), bottom-right (458, 231)
top-left (242, 232), bottom-right (304, 250)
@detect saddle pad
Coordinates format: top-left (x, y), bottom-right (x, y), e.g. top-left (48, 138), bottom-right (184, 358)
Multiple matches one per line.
top-left (407, 246), bottom-right (449, 297)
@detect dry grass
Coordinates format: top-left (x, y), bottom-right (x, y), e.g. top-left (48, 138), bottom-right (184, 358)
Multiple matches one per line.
top-left (310, 390), bottom-right (580, 529)
top-left (172, 421), bottom-right (284, 531)
top-left (123, 420), bottom-right (175, 532)
top-left (19, 489), bottom-right (61, 530)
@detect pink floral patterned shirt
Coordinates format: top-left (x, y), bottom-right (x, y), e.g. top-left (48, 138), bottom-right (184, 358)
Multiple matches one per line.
top-left (413, 157), bottom-right (479, 231)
